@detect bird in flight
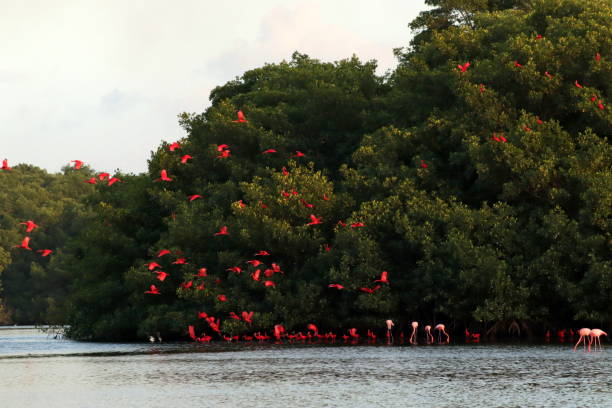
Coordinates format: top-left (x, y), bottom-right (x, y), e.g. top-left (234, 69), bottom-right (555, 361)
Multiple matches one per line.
top-left (227, 266), bottom-right (242, 274)
top-left (457, 62), bottom-right (470, 72)
top-left (375, 271), bottom-right (389, 284)
top-left (145, 285), bottom-right (161, 295)
top-left (188, 194), bottom-right (202, 202)
top-left (15, 237), bottom-right (32, 250)
top-left (37, 249), bottom-right (53, 257)
top-left (71, 160), bottom-right (84, 169)
top-left (246, 260), bottom-right (263, 267)
top-left (293, 151), bottom-right (305, 157)
top-left (255, 250), bottom-right (270, 256)
top-left (20, 220), bottom-right (39, 233)
top-left (328, 284), bottom-right (344, 290)
top-left (217, 294), bottom-right (228, 302)
top-left (307, 214), bottom-right (322, 225)
top-left (154, 271), bottom-right (169, 281)
top-left (242, 311), bottom-right (254, 324)
top-left (214, 226), bottom-right (229, 236)
top-left (217, 149), bottom-right (231, 159)
top-left (233, 110), bottom-right (248, 123)
top-left (157, 170), bottom-right (172, 182)
top-left (262, 149), bottom-right (277, 154)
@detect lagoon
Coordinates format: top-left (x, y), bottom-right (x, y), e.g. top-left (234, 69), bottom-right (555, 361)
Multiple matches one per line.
top-left (1, 328), bottom-right (610, 407)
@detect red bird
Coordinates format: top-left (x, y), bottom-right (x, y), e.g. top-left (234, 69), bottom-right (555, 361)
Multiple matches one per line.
top-left (282, 167), bottom-right (289, 176)
top-left (145, 262), bottom-right (162, 270)
top-left (281, 190), bottom-right (291, 198)
top-left (227, 266), bottom-right (242, 274)
top-left (84, 177), bottom-right (97, 184)
top-left (233, 110), bottom-right (248, 123)
top-left (575, 80), bottom-right (583, 89)
top-left (264, 268), bottom-right (274, 278)
top-left (37, 249), bottom-right (53, 257)
top-left (349, 328), bottom-right (359, 338)
top-left (420, 160), bottom-right (428, 168)
top-left (1, 159), bottom-right (11, 171)
top-left (479, 84), bottom-right (485, 93)
top-left (194, 268), bottom-right (207, 277)
top-left (71, 160), bottom-right (84, 169)
top-left (598, 100), bottom-right (605, 110)
top-left (168, 142), bottom-right (181, 151)
top-left (180, 281), bottom-right (193, 289)
top-left (157, 169), bottom-right (172, 182)
top-left (293, 151), bottom-right (305, 157)
top-left (15, 237), bottom-right (32, 250)
top-left (255, 250), bottom-right (270, 256)
top-left (514, 60), bottom-right (523, 68)
top-left (188, 194), bottom-right (202, 201)
top-left (217, 294), bottom-right (227, 302)
top-left (307, 324), bottom-right (318, 334)
top-left (217, 149), bottom-right (231, 159)
top-left (324, 244), bottom-right (331, 252)
top-left (536, 116), bottom-right (544, 125)
top-left (262, 149), bottom-right (277, 154)
top-left (217, 144), bottom-right (229, 151)
top-left (154, 271), bottom-right (169, 281)
top-left (457, 62), bottom-right (470, 72)
top-left (173, 258), bottom-right (188, 265)
top-left (536, 34), bottom-right (542, 39)
top-left (246, 259), bottom-right (263, 267)
top-left (264, 280), bottom-right (276, 287)
top-left (196, 283), bottom-right (205, 290)
top-left (595, 52), bottom-right (601, 62)
top-left (524, 126), bottom-right (532, 132)
top-left (145, 285), bottom-right (160, 295)
top-left (300, 199), bottom-right (314, 208)
top-left (375, 271), bottom-right (389, 284)
top-left (214, 226), bottom-right (228, 236)
top-left (544, 71), bottom-right (553, 79)
top-left (108, 177), bottom-right (121, 186)
top-left (251, 269), bottom-right (261, 281)
top-left (229, 312), bottom-right (241, 321)
top-left (157, 249), bottom-right (171, 257)
top-left (337, 220), bottom-right (347, 227)
top-left (98, 172), bottom-right (110, 180)
top-left (307, 214), bottom-right (322, 225)
top-left (180, 155), bottom-right (193, 164)
top-left (238, 200), bottom-right (246, 208)
top-left (242, 311), bottom-right (254, 324)
top-left (323, 194), bottom-right (330, 201)
top-left (350, 222), bottom-right (365, 228)
top-left (328, 284), bottom-right (344, 290)
top-left (20, 220), bottom-right (39, 233)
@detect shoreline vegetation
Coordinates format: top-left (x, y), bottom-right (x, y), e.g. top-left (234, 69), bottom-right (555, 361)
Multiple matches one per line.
top-left (1, 0), bottom-right (610, 342)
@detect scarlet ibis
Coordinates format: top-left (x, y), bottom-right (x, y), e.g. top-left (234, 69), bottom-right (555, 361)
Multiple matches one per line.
top-left (307, 214), bottom-right (322, 225)
top-left (254, 250), bottom-right (270, 256)
top-left (229, 312), bottom-right (241, 320)
top-left (350, 222), bottom-right (365, 228)
top-left (84, 177), bottom-right (97, 184)
top-left (242, 311), bottom-right (254, 324)
top-left (154, 271), bottom-right (169, 281)
top-left (217, 150), bottom-right (231, 159)
top-left (20, 220), bottom-right (39, 233)
top-left (37, 249), bottom-right (53, 257)
top-left (323, 194), bottom-right (330, 201)
top-left (227, 266), bottom-right (242, 274)
top-left (282, 167), bottom-right (289, 176)
top-left (595, 52), bottom-right (601, 62)
top-left (145, 285), bottom-right (160, 294)
top-left (172, 258), bottom-right (187, 265)
top-left (180, 155), bottom-right (193, 164)
top-left (1, 159), bottom-right (11, 170)
top-left (262, 149), bottom-right (277, 154)
top-left (246, 260), bottom-right (263, 267)
top-left (157, 249), bottom-right (171, 257)
top-left (194, 268), bottom-right (207, 277)
top-left (575, 80), bottom-right (583, 88)
top-left (217, 144), bottom-right (229, 151)
top-left (217, 294), bottom-right (227, 302)
top-left (233, 110), bottom-right (248, 123)
top-left (374, 271), bottom-right (389, 284)
top-left (420, 160), bottom-right (428, 168)
top-left (98, 172), bottom-right (110, 180)
top-left (457, 62), bottom-right (470, 72)
top-left (157, 170), bottom-right (172, 182)
top-left (180, 281), bottom-right (193, 289)
top-left (251, 269), bottom-right (261, 281)
top-left (293, 151), bottom-right (305, 157)
top-left (238, 200), bottom-right (246, 208)
top-left (108, 177), bottom-right (121, 186)
top-left (544, 71), bottom-right (553, 79)
top-left (188, 194), bottom-right (202, 201)
top-left (169, 142), bottom-right (181, 151)
top-left (264, 280), bottom-right (276, 287)
top-left (214, 226), bottom-right (228, 236)
top-left (514, 60), bottom-right (522, 68)
top-left (15, 237), bottom-right (32, 250)
top-left (71, 160), bottom-right (84, 169)
top-left (145, 262), bottom-right (161, 270)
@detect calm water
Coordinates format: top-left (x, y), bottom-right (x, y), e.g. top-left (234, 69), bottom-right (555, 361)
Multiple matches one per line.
top-left (1, 328), bottom-right (610, 408)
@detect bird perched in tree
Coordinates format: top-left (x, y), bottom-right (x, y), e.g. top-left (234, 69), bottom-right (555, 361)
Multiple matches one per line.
top-left (157, 249), bottom-right (171, 257)
top-left (1, 159), bottom-right (11, 171)
top-left (180, 155), bottom-right (193, 164)
top-left (328, 284), bottom-right (344, 290)
top-left (188, 194), bottom-right (202, 201)
top-left (375, 271), bottom-right (389, 284)
top-left (307, 214), bottom-right (322, 225)
top-left (98, 172), bottom-right (110, 180)
top-left (108, 177), bottom-right (121, 186)
top-left (145, 285), bottom-right (160, 295)
top-left (145, 262), bottom-right (161, 270)
top-left (168, 142), bottom-right (181, 151)
top-left (214, 226), bottom-right (229, 236)
top-left (84, 177), bottom-right (97, 184)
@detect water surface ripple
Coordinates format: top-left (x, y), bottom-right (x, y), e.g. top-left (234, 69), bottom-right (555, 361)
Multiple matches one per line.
top-left (1, 328), bottom-right (610, 407)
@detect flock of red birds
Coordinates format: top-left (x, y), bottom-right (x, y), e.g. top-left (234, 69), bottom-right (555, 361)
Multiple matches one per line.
top-left (4, 47), bottom-right (607, 345)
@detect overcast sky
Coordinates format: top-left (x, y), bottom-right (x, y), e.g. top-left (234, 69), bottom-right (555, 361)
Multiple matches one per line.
top-left (1, 0), bottom-right (427, 174)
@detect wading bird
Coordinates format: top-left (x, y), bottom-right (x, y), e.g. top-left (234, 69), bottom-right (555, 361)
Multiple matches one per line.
top-left (410, 321), bottom-right (419, 345)
top-left (574, 328), bottom-right (591, 352)
top-left (435, 324), bottom-right (450, 344)
top-left (589, 329), bottom-right (607, 351)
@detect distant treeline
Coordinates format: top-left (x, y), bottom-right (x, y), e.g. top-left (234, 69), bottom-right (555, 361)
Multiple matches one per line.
top-left (0, 0), bottom-right (610, 340)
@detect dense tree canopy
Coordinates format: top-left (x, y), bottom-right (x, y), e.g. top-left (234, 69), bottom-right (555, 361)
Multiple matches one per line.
top-left (1, 0), bottom-right (610, 341)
